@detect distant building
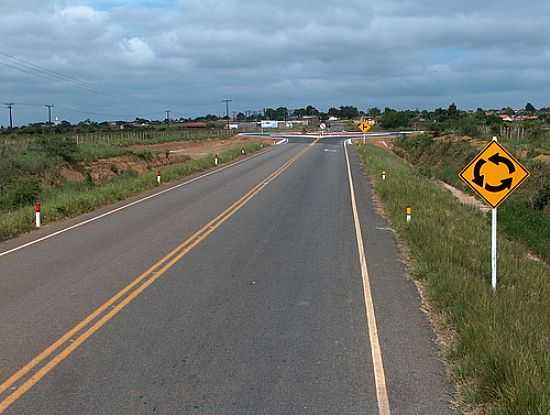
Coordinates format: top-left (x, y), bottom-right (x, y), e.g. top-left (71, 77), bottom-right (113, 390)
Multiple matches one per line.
top-left (181, 122), bottom-right (208, 128)
top-left (261, 120), bottom-right (278, 129)
top-left (499, 115), bottom-right (514, 122)
top-left (498, 114), bottom-right (539, 122)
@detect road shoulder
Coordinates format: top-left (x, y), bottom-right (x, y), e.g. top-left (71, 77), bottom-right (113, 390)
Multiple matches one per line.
top-left (348, 145), bottom-right (456, 414)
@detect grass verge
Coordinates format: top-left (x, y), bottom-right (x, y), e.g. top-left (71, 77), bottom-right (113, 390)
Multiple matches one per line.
top-left (394, 135), bottom-right (550, 263)
top-left (356, 143), bottom-right (550, 414)
top-left (0, 143), bottom-right (265, 242)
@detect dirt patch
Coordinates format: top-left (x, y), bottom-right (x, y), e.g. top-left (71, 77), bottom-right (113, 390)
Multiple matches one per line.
top-left (436, 180), bottom-right (492, 213)
top-left (131, 136), bottom-right (272, 160)
top-left (535, 153), bottom-right (550, 163)
top-left (436, 179), bottom-right (547, 265)
top-left (435, 134), bottom-right (475, 144)
top-left (371, 138), bottom-right (394, 150)
top-left (59, 166), bottom-right (85, 182)
top-left (61, 154), bottom-right (191, 184)
top-left (60, 136), bottom-right (271, 184)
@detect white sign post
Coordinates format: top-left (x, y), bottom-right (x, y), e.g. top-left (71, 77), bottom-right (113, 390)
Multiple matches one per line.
top-left (491, 207), bottom-right (497, 291)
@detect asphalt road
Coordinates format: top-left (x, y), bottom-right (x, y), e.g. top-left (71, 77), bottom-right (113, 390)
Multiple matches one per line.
top-left (0, 138), bottom-right (455, 414)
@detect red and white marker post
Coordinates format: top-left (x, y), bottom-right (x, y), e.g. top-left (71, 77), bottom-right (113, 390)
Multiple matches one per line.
top-left (157, 170), bottom-right (161, 185)
top-left (34, 202), bottom-right (41, 228)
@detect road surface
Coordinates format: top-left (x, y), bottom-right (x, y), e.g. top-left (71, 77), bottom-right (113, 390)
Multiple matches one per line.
top-left (0, 137), bottom-right (454, 414)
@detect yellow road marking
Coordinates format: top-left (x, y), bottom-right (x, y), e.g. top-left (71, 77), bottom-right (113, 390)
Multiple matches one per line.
top-left (344, 142), bottom-right (391, 415)
top-left (0, 139), bottom-right (319, 413)
top-left (0, 147), bottom-right (272, 259)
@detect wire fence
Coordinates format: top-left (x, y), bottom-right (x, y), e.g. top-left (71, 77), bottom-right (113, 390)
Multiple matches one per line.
top-left (0, 128), bottom-right (235, 150)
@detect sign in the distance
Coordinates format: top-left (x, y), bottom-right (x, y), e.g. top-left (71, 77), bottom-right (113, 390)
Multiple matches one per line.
top-left (320, 123), bottom-right (327, 130)
top-left (459, 140), bottom-right (529, 208)
top-left (358, 121), bottom-right (371, 133)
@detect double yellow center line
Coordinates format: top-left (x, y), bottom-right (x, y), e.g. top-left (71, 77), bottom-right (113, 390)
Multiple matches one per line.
top-left (0, 139), bottom-right (318, 413)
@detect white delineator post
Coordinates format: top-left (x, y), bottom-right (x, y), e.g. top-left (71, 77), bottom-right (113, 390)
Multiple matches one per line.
top-left (406, 207), bottom-right (412, 224)
top-left (363, 133), bottom-right (366, 145)
top-left (34, 202), bottom-right (41, 228)
top-left (157, 170), bottom-right (161, 185)
top-left (382, 171), bottom-right (386, 181)
top-left (214, 155), bottom-right (219, 166)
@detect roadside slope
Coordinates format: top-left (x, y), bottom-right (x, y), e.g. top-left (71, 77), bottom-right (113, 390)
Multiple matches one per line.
top-left (356, 143), bottom-right (550, 414)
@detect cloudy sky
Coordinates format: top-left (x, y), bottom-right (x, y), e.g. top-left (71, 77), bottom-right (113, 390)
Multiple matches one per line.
top-left (1, 0), bottom-right (550, 125)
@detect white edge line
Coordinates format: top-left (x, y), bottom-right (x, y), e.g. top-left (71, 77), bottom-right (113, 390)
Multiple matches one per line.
top-left (344, 141), bottom-right (391, 415)
top-left (0, 148), bottom-right (272, 258)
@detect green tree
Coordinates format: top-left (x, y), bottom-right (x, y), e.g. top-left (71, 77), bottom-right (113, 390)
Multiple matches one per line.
top-left (368, 107), bottom-right (381, 117)
top-left (525, 102), bottom-right (537, 113)
top-left (448, 103), bottom-right (459, 119)
top-left (379, 110), bottom-right (415, 129)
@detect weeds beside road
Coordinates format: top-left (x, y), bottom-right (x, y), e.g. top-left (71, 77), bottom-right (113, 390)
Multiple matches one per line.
top-left (357, 143), bottom-right (550, 414)
top-left (394, 134), bottom-right (550, 263)
top-left (0, 143), bottom-right (265, 242)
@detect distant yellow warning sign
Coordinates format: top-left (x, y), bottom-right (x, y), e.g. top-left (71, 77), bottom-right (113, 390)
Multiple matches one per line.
top-left (459, 140), bottom-right (529, 208)
top-left (358, 121), bottom-right (372, 133)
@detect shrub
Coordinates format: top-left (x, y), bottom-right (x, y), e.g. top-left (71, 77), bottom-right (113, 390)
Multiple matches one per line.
top-left (532, 185), bottom-right (550, 211)
top-left (36, 137), bottom-right (79, 164)
top-left (4, 177), bottom-right (42, 208)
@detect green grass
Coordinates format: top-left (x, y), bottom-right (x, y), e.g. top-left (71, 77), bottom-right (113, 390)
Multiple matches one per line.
top-left (357, 143), bottom-right (550, 414)
top-left (75, 143), bottom-right (133, 162)
top-left (0, 128), bottom-right (234, 149)
top-left (394, 135), bottom-right (550, 263)
top-left (0, 143), bottom-right (265, 241)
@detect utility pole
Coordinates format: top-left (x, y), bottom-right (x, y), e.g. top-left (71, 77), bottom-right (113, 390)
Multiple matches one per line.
top-left (4, 103), bottom-right (14, 129)
top-left (45, 104), bottom-right (54, 125)
top-left (222, 99), bottom-right (232, 129)
top-left (165, 110), bottom-right (171, 126)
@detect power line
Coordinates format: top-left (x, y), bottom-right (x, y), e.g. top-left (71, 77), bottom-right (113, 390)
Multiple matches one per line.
top-left (0, 61), bottom-right (110, 98)
top-left (45, 104), bottom-right (54, 124)
top-left (0, 101), bottom-right (165, 121)
top-left (0, 53), bottom-right (115, 98)
top-left (221, 99), bottom-right (232, 119)
top-left (222, 98), bottom-right (232, 130)
top-left (0, 52), bottom-right (97, 89)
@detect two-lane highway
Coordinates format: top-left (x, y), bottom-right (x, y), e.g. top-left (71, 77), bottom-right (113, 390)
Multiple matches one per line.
top-left (0, 137), bottom-right (454, 414)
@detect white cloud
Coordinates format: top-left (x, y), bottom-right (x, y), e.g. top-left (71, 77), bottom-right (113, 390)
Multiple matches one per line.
top-left (1, 0), bottom-right (550, 124)
top-left (118, 37), bottom-right (155, 66)
top-left (58, 5), bottom-right (107, 23)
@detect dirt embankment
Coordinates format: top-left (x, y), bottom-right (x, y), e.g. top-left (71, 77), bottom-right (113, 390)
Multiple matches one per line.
top-left (61, 136), bottom-right (271, 184)
top-left (131, 136), bottom-right (274, 160)
top-left (61, 153), bottom-right (191, 183)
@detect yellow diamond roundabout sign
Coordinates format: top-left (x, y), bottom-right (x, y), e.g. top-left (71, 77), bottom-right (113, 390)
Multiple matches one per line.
top-left (358, 121), bottom-right (372, 134)
top-left (460, 140), bottom-right (529, 209)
